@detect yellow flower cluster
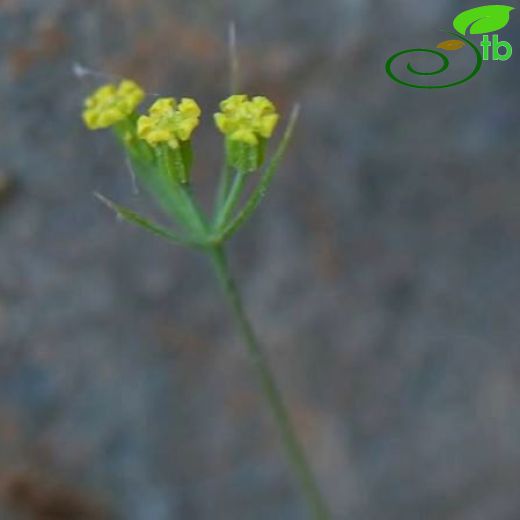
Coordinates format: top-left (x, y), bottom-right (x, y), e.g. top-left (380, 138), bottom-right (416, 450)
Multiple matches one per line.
top-left (137, 98), bottom-right (201, 150)
top-left (82, 82), bottom-right (280, 156)
top-left (214, 95), bottom-right (279, 145)
top-left (82, 80), bottom-right (144, 130)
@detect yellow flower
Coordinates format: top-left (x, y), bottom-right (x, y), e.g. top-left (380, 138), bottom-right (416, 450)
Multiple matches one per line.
top-left (82, 79), bottom-right (145, 130)
top-left (214, 95), bottom-right (279, 145)
top-left (137, 98), bottom-right (201, 150)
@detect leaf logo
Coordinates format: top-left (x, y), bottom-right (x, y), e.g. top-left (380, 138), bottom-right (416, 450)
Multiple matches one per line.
top-left (437, 39), bottom-right (466, 51)
top-left (453, 5), bottom-right (515, 35)
top-left (386, 4), bottom-right (515, 88)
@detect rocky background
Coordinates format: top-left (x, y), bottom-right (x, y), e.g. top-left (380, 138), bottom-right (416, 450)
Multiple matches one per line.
top-left (1, 0), bottom-right (520, 518)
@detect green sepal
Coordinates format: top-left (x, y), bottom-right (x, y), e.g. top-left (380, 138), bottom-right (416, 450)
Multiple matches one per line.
top-left (156, 144), bottom-right (187, 184)
top-left (179, 140), bottom-right (193, 181)
top-left (257, 137), bottom-right (267, 168)
top-left (226, 137), bottom-right (259, 173)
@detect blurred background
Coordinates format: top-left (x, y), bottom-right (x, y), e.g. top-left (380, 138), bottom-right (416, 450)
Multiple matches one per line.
top-left (1, 0), bottom-right (520, 518)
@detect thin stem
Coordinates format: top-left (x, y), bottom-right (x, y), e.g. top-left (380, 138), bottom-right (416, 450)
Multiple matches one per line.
top-left (214, 171), bottom-right (247, 230)
top-left (209, 245), bottom-right (331, 520)
top-left (214, 160), bottom-right (234, 218)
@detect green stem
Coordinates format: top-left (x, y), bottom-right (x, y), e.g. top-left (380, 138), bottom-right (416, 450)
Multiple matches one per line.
top-left (209, 245), bottom-right (331, 520)
top-left (214, 161), bottom-right (234, 217)
top-left (214, 171), bottom-right (247, 230)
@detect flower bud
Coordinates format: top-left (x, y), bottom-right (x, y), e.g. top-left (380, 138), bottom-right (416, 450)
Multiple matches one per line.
top-left (82, 80), bottom-right (145, 130)
top-left (137, 97), bottom-right (201, 184)
top-left (214, 95), bottom-right (279, 172)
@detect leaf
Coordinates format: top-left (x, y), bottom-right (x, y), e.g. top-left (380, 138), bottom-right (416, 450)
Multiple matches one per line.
top-left (453, 5), bottom-right (515, 35)
top-left (437, 39), bottom-right (466, 51)
top-left (94, 192), bottom-right (195, 246)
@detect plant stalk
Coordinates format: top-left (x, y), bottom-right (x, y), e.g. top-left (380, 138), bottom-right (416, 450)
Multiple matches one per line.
top-left (209, 245), bottom-right (331, 520)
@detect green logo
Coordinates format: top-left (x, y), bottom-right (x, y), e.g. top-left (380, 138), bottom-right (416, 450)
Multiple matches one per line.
top-left (386, 5), bottom-right (515, 88)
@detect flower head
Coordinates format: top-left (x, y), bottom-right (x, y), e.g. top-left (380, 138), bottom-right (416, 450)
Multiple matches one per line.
top-left (214, 95), bottom-right (279, 145)
top-left (83, 79), bottom-right (145, 130)
top-left (137, 98), bottom-right (201, 150)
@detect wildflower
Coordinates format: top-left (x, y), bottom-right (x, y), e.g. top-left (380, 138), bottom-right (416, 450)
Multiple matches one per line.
top-left (214, 95), bottom-right (279, 145)
top-left (85, 73), bottom-right (316, 515)
top-left (82, 79), bottom-right (145, 130)
top-left (137, 98), bottom-right (201, 184)
top-left (137, 98), bottom-right (201, 150)
top-left (214, 95), bottom-right (279, 172)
